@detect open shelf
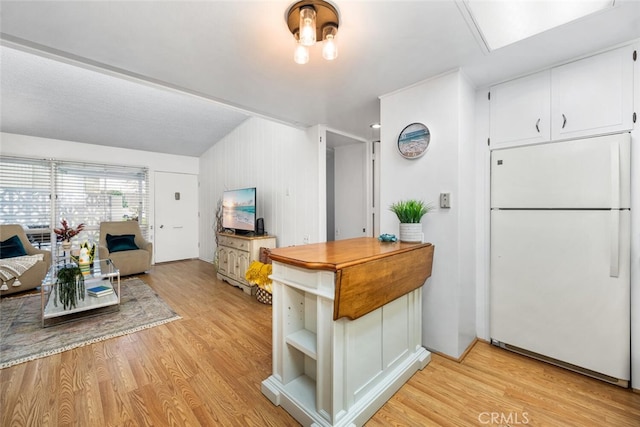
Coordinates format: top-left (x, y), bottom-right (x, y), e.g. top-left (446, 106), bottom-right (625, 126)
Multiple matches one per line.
top-left (286, 329), bottom-right (318, 360)
top-left (43, 288), bottom-right (119, 318)
top-left (282, 375), bottom-right (316, 411)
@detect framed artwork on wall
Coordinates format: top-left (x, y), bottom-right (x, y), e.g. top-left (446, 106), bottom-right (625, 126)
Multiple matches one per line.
top-left (397, 123), bottom-right (430, 159)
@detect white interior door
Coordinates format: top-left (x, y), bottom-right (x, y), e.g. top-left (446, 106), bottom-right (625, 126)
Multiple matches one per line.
top-left (334, 143), bottom-right (367, 240)
top-left (154, 171), bottom-right (199, 263)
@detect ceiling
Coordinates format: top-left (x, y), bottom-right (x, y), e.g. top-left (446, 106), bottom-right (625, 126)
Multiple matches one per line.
top-left (1, 1), bottom-right (640, 156)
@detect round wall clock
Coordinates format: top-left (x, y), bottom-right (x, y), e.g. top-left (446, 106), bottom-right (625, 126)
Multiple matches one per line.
top-left (397, 123), bottom-right (430, 159)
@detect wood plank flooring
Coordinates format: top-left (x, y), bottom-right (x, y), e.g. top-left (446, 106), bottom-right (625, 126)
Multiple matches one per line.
top-left (2, 259), bottom-right (639, 426)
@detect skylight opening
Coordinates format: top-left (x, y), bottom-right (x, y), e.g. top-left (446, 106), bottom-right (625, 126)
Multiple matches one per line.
top-left (464, 0), bottom-right (615, 51)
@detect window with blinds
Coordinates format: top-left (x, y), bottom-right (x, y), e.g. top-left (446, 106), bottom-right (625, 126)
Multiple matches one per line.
top-left (0, 156), bottom-right (149, 248)
top-left (0, 157), bottom-right (52, 247)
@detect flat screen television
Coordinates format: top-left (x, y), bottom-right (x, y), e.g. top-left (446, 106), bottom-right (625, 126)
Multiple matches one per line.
top-left (222, 187), bottom-right (256, 234)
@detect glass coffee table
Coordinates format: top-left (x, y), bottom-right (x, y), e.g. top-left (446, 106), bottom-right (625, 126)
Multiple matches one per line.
top-left (41, 259), bottom-right (120, 327)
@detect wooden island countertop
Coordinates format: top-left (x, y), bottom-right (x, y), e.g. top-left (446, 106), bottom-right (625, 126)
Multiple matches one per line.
top-left (269, 237), bottom-right (435, 320)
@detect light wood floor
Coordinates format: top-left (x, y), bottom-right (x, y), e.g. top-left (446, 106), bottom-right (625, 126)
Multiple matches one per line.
top-left (2, 259), bottom-right (639, 426)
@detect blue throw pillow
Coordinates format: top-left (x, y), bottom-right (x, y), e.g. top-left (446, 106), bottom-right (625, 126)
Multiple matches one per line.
top-left (0, 235), bottom-right (28, 259)
top-left (106, 233), bottom-right (139, 253)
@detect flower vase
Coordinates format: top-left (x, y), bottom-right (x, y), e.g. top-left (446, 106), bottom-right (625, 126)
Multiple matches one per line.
top-left (62, 240), bottom-right (72, 250)
top-left (79, 262), bottom-right (91, 275)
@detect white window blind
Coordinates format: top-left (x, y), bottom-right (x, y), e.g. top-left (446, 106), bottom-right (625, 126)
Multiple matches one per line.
top-left (55, 161), bottom-right (149, 244)
top-left (0, 156), bottom-right (52, 247)
top-left (0, 156), bottom-right (149, 247)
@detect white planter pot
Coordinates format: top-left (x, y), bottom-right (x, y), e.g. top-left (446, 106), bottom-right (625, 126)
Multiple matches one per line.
top-left (399, 223), bottom-right (423, 243)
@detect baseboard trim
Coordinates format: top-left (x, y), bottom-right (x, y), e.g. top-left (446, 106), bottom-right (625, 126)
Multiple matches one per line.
top-left (428, 337), bottom-right (479, 363)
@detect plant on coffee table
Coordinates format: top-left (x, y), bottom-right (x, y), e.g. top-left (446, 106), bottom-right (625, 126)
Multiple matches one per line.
top-left (54, 264), bottom-right (85, 310)
top-left (54, 219), bottom-right (85, 249)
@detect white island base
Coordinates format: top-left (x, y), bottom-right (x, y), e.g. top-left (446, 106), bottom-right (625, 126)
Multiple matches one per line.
top-left (261, 238), bottom-right (435, 427)
top-left (262, 330), bottom-right (430, 427)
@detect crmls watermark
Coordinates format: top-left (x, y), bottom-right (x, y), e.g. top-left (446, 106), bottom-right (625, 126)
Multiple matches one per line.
top-left (478, 411), bottom-right (530, 425)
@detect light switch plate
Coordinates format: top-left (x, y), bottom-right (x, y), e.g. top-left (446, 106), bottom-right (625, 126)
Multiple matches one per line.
top-left (440, 193), bottom-right (450, 208)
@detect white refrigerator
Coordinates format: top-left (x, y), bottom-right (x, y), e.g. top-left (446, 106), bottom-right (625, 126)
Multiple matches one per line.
top-left (490, 133), bottom-right (631, 384)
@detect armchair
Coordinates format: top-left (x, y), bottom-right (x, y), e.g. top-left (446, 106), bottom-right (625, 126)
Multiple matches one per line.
top-left (0, 224), bottom-right (52, 296)
top-left (98, 221), bottom-right (152, 276)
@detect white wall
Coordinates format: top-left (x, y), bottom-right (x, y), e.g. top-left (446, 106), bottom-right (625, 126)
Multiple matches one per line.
top-left (198, 117), bottom-right (324, 263)
top-left (474, 88), bottom-right (491, 342)
top-left (380, 70), bottom-right (476, 359)
top-left (457, 71), bottom-right (477, 356)
top-left (0, 132), bottom-right (198, 173)
top-left (0, 131), bottom-right (199, 253)
top-left (630, 40), bottom-right (640, 390)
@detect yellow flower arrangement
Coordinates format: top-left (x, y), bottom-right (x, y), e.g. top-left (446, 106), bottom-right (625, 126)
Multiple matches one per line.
top-left (245, 261), bottom-right (273, 294)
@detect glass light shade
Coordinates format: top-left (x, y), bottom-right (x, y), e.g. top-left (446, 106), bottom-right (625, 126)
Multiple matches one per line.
top-left (322, 35), bottom-right (337, 60)
top-left (322, 25), bottom-right (338, 60)
top-left (299, 6), bottom-right (316, 46)
top-left (294, 43), bottom-right (309, 65)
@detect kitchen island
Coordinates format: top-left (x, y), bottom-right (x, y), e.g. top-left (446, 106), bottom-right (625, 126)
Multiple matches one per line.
top-left (261, 237), bottom-right (434, 427)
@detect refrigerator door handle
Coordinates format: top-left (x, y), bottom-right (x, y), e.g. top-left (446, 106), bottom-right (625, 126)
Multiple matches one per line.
top-left (610, 210), bottom-right (620, 278)
top-left (611, 141), bottom-right (620, 209)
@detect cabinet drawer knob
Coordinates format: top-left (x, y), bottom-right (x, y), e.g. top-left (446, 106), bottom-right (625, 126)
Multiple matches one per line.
top-left (562, 113), bottom-right (567, 129)
top-left (535, 118), bottom-right (540, 133)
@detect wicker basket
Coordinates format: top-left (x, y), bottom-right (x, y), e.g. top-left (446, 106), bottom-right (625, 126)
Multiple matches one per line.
top-left (256, 287), bottom-right (272, 305)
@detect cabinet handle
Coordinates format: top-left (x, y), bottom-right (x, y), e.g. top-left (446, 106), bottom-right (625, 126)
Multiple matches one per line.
top-left (562, 114), bottom-right (567, 129)
top-left (535, 118), bottom-right (540, 133)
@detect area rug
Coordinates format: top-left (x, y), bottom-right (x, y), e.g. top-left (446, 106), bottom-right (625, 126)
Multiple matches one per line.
top-left (0, 278), bottom-right (181, 369)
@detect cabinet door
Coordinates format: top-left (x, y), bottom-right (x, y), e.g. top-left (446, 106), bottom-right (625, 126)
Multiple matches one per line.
top-left (551, 45), bottom-right (634, 140)
top-left (490, 70), bottom-right (551, 149)
top-left (227, 249), bottom-right (239, 281)
top-left (218, 246), bottom-right (230, 276)
top-left (236, 251), bottom-right (250, 285)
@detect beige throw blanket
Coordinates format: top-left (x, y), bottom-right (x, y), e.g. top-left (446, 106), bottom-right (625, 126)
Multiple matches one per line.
top-left (0, 254), bottom-right (44, 290)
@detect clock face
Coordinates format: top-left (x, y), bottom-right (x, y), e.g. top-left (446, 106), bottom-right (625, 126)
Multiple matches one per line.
top-left (397, 123), bottom-right (430, 159)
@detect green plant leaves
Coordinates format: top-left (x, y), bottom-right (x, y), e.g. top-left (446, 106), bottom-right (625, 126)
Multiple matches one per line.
top-left (389, 200), bottom-right (432, 223)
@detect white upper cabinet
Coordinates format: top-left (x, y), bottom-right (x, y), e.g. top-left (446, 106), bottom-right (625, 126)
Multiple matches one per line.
top-left (490, 70), bottom-right (551, 148)
top-left (490, 45), bottom-right (635, 149)
top-left (551, 46), bottom-right (634, 141)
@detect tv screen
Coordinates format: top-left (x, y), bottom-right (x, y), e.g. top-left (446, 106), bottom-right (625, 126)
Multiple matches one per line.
top-left (222, 187), bottom-right (256, 232)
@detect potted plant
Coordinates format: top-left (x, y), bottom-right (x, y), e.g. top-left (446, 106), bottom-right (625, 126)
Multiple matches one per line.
top-left (54, 219), bottom-right (85, 249)
top-left (389, 199), bottom-right (433, 242)
top-left (53, 264), bottom-right (85, 310)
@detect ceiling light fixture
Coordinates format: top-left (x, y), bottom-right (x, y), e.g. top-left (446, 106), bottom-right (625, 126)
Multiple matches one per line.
top-left (286, 1), bottom-right (340, 64)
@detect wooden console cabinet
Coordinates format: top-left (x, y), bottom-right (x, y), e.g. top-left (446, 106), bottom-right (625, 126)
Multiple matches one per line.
top-left (216, 233), bottom-right (276, 294)
top-left (262, 237), bottom-right (435, 426)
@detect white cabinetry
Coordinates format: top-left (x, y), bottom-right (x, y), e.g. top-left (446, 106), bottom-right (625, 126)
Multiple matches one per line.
top-left (216, 233), bottom-right (276, 294)
top-left (490, 45), bottom-right (635, 149)
top-left (490, 70), bottom-right (551, 147)
top-left (551, 46), bottom-right (634, 140)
